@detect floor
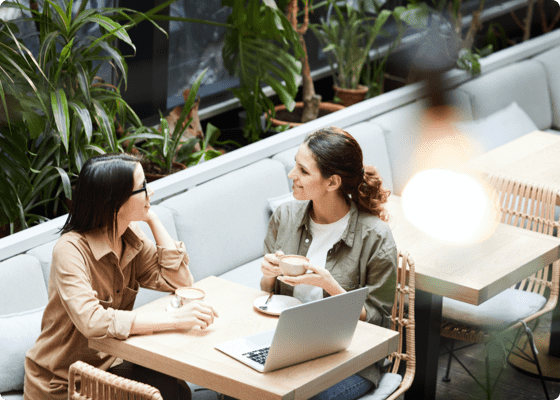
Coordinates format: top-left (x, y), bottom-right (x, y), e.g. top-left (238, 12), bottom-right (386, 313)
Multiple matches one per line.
top-left (435, 312), bottom-right (560, 400)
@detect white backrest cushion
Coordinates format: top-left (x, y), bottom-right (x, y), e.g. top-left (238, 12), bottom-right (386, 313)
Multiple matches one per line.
top-left (456, 59), bottom-right (552, 130)
top-left (533, 46), bottom-right (560, 129)
top-left (0, 306), bottom-right (44, 392)
top-left (370, 100), bottom-right (427, 196)
top-left (26, 239), bottom-right (58, 290)
top-left (159, 159), bottom-right (290, 281)
top-left (0, 255), bottom-right (47, 315)
top-left (455, 102), bottom-right (539, 153)
top-left (137, 204), bottom-right (178, 242)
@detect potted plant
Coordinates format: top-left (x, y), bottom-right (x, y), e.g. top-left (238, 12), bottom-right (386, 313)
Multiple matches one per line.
top-left (126, 69), bottom-right (221, 181)
top-left (310, 0), bottom-right (414, 106)
top-left (269, 0), bottom-right (346, 128)
top-left (0, 0), bottom-right (171, 235)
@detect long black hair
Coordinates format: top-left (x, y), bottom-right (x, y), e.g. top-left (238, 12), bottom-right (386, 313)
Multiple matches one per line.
top-left (60, 153), bottom-right (140, 238)
top-left (304, 126), bottom-right (390, 221)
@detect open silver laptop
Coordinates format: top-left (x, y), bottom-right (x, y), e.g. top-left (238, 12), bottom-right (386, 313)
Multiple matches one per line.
top-left (214, 287), bottom-right (368, 372)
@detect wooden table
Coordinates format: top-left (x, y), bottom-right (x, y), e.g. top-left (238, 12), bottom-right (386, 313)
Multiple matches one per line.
top-left (90, 276), bottom-right (399, 400)
top-left (385, 195), bottom-right (560, 399)
top-left (466, 130), bottom-right (560, 205)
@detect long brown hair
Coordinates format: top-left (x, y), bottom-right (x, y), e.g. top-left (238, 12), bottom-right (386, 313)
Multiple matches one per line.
top-left (304, 126), bottom-right (390, 221)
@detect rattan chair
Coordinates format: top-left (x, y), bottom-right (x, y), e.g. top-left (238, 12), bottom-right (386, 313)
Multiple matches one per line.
top-left (440, 175), bottom-right (559, 400)
top-left (68, 360), bottom-right (164, 400)
top-left (363, 250), bottom-right (416, 400)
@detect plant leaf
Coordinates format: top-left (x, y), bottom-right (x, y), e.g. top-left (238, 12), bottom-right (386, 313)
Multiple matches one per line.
top-left (51, 89), bottom-right (70, 152)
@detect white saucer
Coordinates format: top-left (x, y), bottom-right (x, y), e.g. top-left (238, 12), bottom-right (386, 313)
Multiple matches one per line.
top-left (253, 295), bottom-right (302, 316)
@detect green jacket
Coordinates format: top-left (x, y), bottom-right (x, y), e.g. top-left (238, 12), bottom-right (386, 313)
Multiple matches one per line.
top-left (264, 199), bottom-right (398, 385)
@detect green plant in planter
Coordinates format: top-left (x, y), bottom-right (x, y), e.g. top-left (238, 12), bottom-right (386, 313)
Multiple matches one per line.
top-left (310, 0), bottom-right (414, 99)
top-left (0, 0), bottom-right (174, 234)
top-left (130, 69), bottom-right (220, 173)
top-left (221, 0), bottom-right (304, 143)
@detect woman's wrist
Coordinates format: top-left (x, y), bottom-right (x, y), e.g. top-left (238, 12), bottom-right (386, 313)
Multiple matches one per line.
top-left (324, 276), bottom-right (345, 296)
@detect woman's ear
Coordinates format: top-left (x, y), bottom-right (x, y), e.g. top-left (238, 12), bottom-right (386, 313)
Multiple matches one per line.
top-left (326, 174), bottom-right (342, 192)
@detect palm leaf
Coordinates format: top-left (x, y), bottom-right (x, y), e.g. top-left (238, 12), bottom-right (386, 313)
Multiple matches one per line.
top-left (51, 89), bottom-right (70, 152)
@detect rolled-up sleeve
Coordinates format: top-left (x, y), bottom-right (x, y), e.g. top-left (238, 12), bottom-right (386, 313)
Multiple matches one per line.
top-left (134, 226), bottom-right (193, 291)
top-left (53, 241), bottom-right (135, 340)
top-left (363, 240), bottom-right (397, 328)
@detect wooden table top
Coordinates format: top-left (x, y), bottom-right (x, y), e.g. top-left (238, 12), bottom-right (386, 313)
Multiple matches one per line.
top-left (90, 276), bottom-right (399, 400)
top-left (386, 195), bottom-right (560, 305)
top-left (466, 130), bottom-right (560, 203)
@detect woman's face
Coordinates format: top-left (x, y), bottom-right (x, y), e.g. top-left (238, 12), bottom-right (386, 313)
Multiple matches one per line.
top-left (288, 143), bottom-right (330, 201)
top-left (118, 163), bottom-right (154, 222)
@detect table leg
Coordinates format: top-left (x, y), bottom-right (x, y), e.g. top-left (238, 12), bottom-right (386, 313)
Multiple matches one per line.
top-left (549, 296), bottom-right (560, 357)
top-left (407, 290), bottom-right (442, 400)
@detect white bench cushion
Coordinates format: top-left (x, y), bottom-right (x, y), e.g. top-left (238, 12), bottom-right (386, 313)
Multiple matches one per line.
top-left (455, 101), bottom-right (538, 153)
top-left (455, 59), bottom-right (552, 130)
top-left (160, 159), bottom-right (289, 281)
top-left (218, 257), bottom-right (263, 291)
top-left (0, 307), bottom-right (44, 392)
top-left (442, 288), bottom-right (546, 330)
top-left (533, 45), bottom-right (560, 129)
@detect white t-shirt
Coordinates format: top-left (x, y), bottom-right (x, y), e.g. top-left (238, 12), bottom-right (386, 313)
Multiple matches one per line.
top-left (293, 211), bottom-right (350, 303)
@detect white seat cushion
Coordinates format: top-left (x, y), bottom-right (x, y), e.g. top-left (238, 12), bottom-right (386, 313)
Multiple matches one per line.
top-left (363, 372), bottom-right (402, 400)
top-left (442, 288), bottom-right (546, 330)
top-left (218, 257), bottom-right (264, 291)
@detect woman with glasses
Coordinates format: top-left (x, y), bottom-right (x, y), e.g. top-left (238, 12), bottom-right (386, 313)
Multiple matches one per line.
top-left (260, 127), bottom-right (397, 400)
top-left (24, 153), bottom-right (217, 400)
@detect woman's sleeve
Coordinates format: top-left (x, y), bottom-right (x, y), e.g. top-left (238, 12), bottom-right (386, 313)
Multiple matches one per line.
top-left (133, 224), bottom-right (194, 291)
top-left (53, 241), bottom-right (135, 340)
top-left (363, 235), bottom-right (398, 328)
top-left (264, 207), bottom-right (282, 255)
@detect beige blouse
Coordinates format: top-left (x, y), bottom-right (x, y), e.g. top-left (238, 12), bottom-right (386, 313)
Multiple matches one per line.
top-left (23, 222), bottom-right (192, 400)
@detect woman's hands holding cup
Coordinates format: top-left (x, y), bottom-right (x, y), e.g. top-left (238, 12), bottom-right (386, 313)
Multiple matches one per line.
top-left (278, 262), bottom-right (343, 296)
top-left (261, 250), bottom-right (284, 278)
top-left (169, 300), bottom-right (219, 330)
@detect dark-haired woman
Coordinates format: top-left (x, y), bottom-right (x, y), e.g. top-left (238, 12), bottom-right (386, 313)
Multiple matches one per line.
top-left (260, 127), bottom-right (397, 400)
top-left (24, 153), bottom-right (218, 400)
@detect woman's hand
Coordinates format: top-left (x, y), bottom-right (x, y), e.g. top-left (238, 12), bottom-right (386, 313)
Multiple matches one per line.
top-left (169, 300), bottom-right (219, 330)
top-left (261, 250), bottom-right (284, 278)
top-left (278, 262), bottom-right (344, 295)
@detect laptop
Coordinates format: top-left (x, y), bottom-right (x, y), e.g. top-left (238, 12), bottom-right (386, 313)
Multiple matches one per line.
top-left (214, 287), bottom-right (368, 372)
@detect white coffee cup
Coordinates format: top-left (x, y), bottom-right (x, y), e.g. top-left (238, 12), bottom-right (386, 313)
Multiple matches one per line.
top-left (175, 287), bottom-right (205, 305)
top-left (278, 255), bottom-right (309, 276)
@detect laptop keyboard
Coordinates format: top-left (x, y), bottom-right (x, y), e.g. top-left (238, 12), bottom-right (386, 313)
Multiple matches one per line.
top-left (242, 347), bottom-right (270, 365)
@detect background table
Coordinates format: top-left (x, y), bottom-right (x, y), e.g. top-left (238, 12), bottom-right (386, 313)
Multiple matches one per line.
top-left (466, 130), bottom-right (560, 205)
top-left (385, 195), bottom-right (560, 399)
top-left (90, 276), bottom-right (399, 400)
top-left (466, 129), bottom-right (560, 379)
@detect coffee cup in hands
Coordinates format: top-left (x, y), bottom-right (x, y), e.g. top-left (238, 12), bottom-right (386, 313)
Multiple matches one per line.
top-left (175, 287), bottom-right (205, 305)
top-left (278, 255), bottom-right (309, 276)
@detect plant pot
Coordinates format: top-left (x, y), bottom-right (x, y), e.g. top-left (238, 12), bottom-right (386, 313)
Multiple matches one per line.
top-left (141, 161), bottom-right (187, 183)
top-left (332, 84), bottom-right (369, 107)
top-left (269, 102), bottom-right (346, 129)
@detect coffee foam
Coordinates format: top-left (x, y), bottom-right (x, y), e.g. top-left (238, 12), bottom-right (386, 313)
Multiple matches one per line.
top-left (176, 287), bottom-right (204, 299)
top-left (282, 256), bottom-right (307, 266)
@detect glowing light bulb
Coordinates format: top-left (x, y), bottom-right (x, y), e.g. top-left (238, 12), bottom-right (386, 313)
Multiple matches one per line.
top-left (402, 169), bottom-right (499, 244)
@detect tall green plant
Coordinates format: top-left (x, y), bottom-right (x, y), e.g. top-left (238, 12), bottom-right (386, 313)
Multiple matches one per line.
top-left (0, 0), bottom-right (174, 234)
top-left (222, 0), bottom-right (304, 143)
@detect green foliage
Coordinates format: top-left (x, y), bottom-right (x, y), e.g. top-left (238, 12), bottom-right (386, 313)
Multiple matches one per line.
top-left (456, 45), bottom-right (493, 76)
top-left (221, 0), bottom-right (304, 143)
top-left (310, 0), bottom-right (416, 95)
top-left (132, 69), bottom-right (217, 173)
top-left (0, 0), bottom-right (171, 233)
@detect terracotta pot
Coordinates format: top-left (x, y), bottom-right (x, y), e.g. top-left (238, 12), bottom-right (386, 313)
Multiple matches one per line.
top-left (142, 161), bottom-right (187, 183)
top-left (332, 84), bottom-right (369, 107)
top-left (269, 102), bottom-right (346, 129)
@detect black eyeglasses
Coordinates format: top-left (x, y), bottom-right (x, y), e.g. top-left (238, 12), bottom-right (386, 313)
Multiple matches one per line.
top-left (131, 180), bottom-right (147, 196)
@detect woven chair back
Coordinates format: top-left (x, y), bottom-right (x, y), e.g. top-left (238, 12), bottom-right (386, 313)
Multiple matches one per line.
top-left (68, 361), bottom-right (164, 400)
top-left (387, 251), bottom-right (416, 394)
top-left (489, 175), bottom-right (560, 299)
